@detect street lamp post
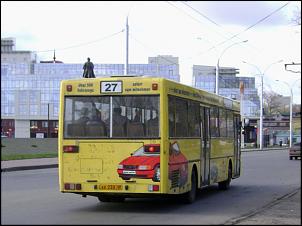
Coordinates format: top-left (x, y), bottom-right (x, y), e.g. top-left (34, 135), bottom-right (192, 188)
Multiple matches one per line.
top-left (47, 103), bottom-right (50, 138)
top-left (275, 80), bottom-right (292, 148)
top-left (243, 60), bottom-right (283, 150)
top-left (275, 78), bottom-right (301, 148)
top-left (216, 40), bottom-right (248, 95)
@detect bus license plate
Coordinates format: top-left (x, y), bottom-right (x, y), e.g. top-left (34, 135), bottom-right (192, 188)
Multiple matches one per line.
top-left (123, 170), bottom-right (136, 175)
top-left (99, 184), bottom-right (123, 190)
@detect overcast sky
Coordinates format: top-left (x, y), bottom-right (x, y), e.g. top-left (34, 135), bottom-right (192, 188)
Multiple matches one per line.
top-left (1, 1), bottom-right (301, 103)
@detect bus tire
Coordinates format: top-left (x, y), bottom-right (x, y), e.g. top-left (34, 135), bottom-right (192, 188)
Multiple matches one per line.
top-left (218, 164), bottom-right (232, 190)
top-left (182, 169), bottom-right (197, 204)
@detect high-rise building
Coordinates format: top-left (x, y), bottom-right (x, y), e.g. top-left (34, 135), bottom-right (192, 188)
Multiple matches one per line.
top-left (1, 40), bottom-right (180, 138)
top-left (1, 37), bottom-right (16, 52)
top-left (192, 64), bottom-right (261, 147)
top-left (192, 65), bottom-right (260, 117)
top-left (1, 37), bottom-right (36, 64)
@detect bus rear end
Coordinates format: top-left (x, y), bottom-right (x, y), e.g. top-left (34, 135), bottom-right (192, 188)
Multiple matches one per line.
top-left (58, 77), bottom-right (164, 201)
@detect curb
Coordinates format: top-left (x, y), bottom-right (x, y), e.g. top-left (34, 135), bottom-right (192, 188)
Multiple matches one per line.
top-left (241, 148), bottom-right (287, 152)
top-left (1, 164), bottom-right (58, 172)
top-left (224, 187), bottom-right (301, 225)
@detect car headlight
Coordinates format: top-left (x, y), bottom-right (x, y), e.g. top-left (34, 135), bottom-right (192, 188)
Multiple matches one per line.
top-left (153, 166), bottom-right (160, 182)
top-left (118, 164), bottom-right (123, 169)
top-left (138, 165), bottom-right (151, 170)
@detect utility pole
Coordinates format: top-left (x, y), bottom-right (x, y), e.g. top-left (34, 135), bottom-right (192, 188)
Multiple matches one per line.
top-left (243, 60), bottom-right (283, 150)
top-left (53, 49), bottom-right (56, 64)
top-left (125, 17), bottom-right (129, 75)
top-left (276, 78), bottom-right (301, 148)
top-left (240, 81), bottom-right (245, 148)
top-left (215, 40), bottom-right (248, 95)
top-left (47, 103), bottom-right (50, 138)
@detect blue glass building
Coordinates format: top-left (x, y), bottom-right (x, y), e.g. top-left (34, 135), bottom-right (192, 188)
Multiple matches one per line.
top-left (1, 59), bottom-right (179, 138)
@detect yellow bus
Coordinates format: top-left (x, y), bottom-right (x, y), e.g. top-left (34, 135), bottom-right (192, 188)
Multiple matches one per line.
top-left (59, 76), bottom-right (241, 203)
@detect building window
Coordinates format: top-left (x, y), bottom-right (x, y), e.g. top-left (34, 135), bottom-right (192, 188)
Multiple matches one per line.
top-left (30, 121), bottom-right (38, 129)
top-left (19, 104), bottom-right (29, 115)
top-left (42, 121), bottom-right (48, 128)
top-left (41, 104), bottom-right (48, 116)
top-left (30, 104), bottom-right (39, 115)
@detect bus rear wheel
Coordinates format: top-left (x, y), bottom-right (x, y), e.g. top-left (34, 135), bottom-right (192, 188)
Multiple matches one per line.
top-left (182, 170), bottom-right (197, 204)
top-left (218, 164), bottom-right (232, 190)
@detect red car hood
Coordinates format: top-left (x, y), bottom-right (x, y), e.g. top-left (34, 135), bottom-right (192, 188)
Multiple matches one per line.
top-left (119, 156), bottom-right (160, 167)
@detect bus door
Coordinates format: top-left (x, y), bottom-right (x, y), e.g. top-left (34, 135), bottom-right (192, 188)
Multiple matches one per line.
top-left (200, 106), bottom-right (211, 186)
top-left (234, 115), bottom-right (241, 177)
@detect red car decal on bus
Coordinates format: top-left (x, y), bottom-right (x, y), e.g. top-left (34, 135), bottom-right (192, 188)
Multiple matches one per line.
top-left (117, 142), bottom-right (188, 188)
top-left (117, 145), bottom-right (160, 182)
top-left (168, 142), bottom-right (188, 188)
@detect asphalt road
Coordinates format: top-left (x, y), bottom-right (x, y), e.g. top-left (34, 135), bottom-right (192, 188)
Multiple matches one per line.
top-left (1, 150), bottom-right (300, 225)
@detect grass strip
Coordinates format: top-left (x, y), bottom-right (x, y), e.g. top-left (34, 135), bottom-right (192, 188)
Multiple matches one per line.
top-left (1, 153), bottom-right (58, 161)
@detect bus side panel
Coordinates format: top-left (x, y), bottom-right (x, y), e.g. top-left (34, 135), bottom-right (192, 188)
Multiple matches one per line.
top-left (210, 138), bottom-right (234, 183)
top-left (167, 139), bottom-right (201, 194)
top-left (58, 81), bottom-right (65, 191)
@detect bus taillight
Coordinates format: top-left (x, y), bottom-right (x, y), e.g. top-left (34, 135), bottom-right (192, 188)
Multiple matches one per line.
top-left (144, 144), bottom-right (160, 153)
top-left (63, 145), bottom-right (79, 153)
top-left (148, 184), bottom-right (159, 192)
top-left (66, 85), bottom-right (72, 92)
top-left (64, 183), bottom-right (82, 190)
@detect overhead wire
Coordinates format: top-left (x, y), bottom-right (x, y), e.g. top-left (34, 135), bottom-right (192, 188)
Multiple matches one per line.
top-left (170, 1), bottom-right (291, 59)
top-left (129, 33), bottom-right (235, 84)
top-left (129, 33), bottom-right (180, 67)
top-left (33, 29), bottom-right (125, 53)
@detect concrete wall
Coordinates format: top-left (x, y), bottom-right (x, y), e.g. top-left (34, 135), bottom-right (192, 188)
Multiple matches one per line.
top-left (1, 138), bottom-right (58, 155)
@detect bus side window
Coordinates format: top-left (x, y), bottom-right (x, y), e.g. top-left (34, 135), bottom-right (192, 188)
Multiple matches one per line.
top-left (146, 117), bottom-right (159, 137)
top-left (175, 98), bottom-right (188, 137)
top-left (168, 96), bottom-right (175, 137)
top-left (210, 107), bottom-right (219, 137)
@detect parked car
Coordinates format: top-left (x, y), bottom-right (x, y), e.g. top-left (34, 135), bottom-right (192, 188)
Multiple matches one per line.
top-left (289, 142), bottom-right (301, 160)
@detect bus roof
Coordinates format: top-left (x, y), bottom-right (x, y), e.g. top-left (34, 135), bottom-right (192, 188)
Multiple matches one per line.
top-left (60, 76), bottom-right (240, 112)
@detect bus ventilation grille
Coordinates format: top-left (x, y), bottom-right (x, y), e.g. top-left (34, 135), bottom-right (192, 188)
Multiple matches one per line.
top-left (171, 170), bottom-right (180, 188)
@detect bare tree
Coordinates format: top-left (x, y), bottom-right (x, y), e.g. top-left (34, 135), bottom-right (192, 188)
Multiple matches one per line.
top-left (293, 104), bottom-right (301, 115)
top-left (263, 91), bottom-right (290, 116)
top-left (291, 6), bottom-right (301, 26)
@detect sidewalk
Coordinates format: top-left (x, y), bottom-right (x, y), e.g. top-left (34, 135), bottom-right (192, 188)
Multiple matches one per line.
top-left (241, 147), bottom-right (287, 152)
top-left (1, 157), bottom-right (58, 172)
top-left (232, 188), bottom-right (301, 225)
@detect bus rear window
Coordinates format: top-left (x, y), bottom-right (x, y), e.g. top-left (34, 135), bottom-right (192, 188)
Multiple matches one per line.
top-left (64, 95), bottom-right (159, 139)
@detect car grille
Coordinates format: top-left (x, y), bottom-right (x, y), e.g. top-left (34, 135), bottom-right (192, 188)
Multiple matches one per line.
top-left (123, 165), bottom-right (137, 170)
